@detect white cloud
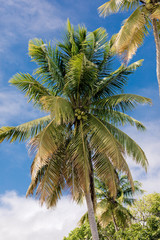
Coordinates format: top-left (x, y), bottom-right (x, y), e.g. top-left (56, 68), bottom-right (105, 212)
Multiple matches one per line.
top-left (0, 0), bottom-right (65, 53)
top-left (0, 191), bottom-right (87, 240)
top-left (0, 89), bottom-right (43, 126)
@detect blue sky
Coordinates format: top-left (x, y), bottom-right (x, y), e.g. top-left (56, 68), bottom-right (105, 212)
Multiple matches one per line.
top-left (0, 0), bottom-right (160, 239)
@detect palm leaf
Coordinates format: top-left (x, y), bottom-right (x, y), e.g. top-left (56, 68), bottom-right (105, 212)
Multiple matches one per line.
top-left (29, 38), bottom-right (64, 91)
top-left (94, 93), bottom-right (151, 112)
top-left (112, 7), bottom-right (150, 62)
top-left (68, 121), bottom-right (90, 191)
top-left (0, 115), bottom-right (51, 143)
top-left (93, 60), bottom-right (144, 98)
top-left (106, 122), bottom-right (148, 170)
top-left (86, 114), bottom-right (134, 188)
top-left (98, 0), bottom-right (139, 17)
top-left (28, 120), bottom-right (63, 160)
top-left (9, 73), bottom-right (50, 107)
top-left (41, 96), bottom-right (74, 125)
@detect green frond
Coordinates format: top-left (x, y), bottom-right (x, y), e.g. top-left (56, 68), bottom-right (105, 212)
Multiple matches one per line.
top-left (29, 39), bottom-right (64, 91)
top-left (112, 7), bottom-right (150, 62)
top-left (64, 53), bottom-right (98, 99)
top-left (40, 96), bottom-right (74, 125)
top-left (85, 28), bottom-right (108, 61)
top-left (0, 116), bottom-right (51, 143)
top-left (93, 60), bottom-right (143, 98)
top-left (91, 108), bottom-right (146, 130)
top-left (9, 73), bottom-right (50, 107)
top-left (95, 94), bottom-right (151, 112)
top-left (106, 122), bottom-right (148, 170)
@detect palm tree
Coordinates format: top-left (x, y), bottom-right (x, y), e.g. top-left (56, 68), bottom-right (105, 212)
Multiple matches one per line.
top-left (99, 0), bottom-right (160, 93)
top-left (95, 175), bottom-right (144, 232)
top-left (0, 20), bottom-right (151, 240)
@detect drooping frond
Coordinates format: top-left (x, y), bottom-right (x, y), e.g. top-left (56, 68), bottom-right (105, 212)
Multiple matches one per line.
top-left (93, 152), bottom-right (118, 197)
top-left (0, 115), bottom-right (51, 143)
top-left (86, 114), bottom-right (134, 188)
top-left (98, 0), bottom-right (139, 17)
top-left (40, 96), bottom-right (74, 125)
top-left (112, 7), bottom-right (150, 63)
top-left (28, 120), bottom-right (63, 160)
top-left (27, 148), bottom-right (66, 207)
top-left (68, 121), bottom-right (90, 191)
top-left (91, 108), bottom-right (146, 130)
top-left (9, 73), bottom-right (50, 107)
top-left (29, 38), bottom-right (65, 92)
top-left (106, 122), bottom-right (148, 170)
top-left (94, 93), bottom-right (151, 112)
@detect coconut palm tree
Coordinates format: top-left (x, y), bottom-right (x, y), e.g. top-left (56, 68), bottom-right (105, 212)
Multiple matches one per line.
top-left (99, 0), bottom-right (160, 93)
top-left (0, 20), bottom-right (151, 240)
top-left (95, 175), bottom-right (144, 232)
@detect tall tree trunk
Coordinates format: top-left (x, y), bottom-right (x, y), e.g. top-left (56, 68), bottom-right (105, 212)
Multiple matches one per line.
top-left (152, 19), bottom-right (160, 93)
top-left (85, 191), bottom-right (99, 240)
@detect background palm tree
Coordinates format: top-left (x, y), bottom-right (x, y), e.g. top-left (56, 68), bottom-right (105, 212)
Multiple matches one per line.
top-left (95, 175), bottom-right (144, 232)
top-left (99, 0), bottom-right (160, 93)
top-left (0, 20), bottom-right (151, 240)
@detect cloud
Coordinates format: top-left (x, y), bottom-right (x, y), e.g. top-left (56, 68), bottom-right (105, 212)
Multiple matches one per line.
top-left (0, 89), bottom-right (43, 126)
top-left (0, 0), bottom-right (66, 53)
top-left (0, 191), bottom-right (87, 240)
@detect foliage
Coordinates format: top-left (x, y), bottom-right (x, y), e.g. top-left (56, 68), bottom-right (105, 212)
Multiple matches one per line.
top-left (115, 193), bottom-right (160, 239)
top-left (63, 221), bottom-right (115, 240)
top-left (64, 193), bottom-right (160, 240)
top-left (95, 175), bottom-right (143, 230)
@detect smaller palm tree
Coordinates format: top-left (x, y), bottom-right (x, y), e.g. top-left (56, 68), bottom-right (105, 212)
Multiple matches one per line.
top-left (80, 175), bottom-right (144, 233)
top-left (96, 175), bottom-right (144, 232)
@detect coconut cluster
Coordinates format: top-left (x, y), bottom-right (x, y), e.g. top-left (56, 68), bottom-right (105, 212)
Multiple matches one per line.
top-left (74, 108), bottom-right (87, 120)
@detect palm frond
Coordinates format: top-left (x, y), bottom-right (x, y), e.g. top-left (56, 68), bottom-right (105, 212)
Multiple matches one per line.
top-left (90, 108), bottom-right (146, 130)
top-left (98, 0), bottom-right (139, 17)
top-left (28, 120), bottom-right (63, 160)
top-left (106, 122), bottom-right (148, 170)
top-left (9, 73), bottom-right (50, 107)
top-left (112, 7), bottom-right (150, 63)
top-left (93, 60), bottom-right (143, 98)
top-left (64, 53), bottom-right (98, 99)
top-left (68, 121), bottom-right (90, 191)
top-left (86, 114), bottom-right (134, 188)
top-left (41, 96), bottom-right (74, 125)
top-left (29, 39), bottom-right (64, 92)
top-left (150, 6), bottom-right (160, 20)
top-left (0, 116), bottom-right (51, 143)
top-left (94, 94), bottom-right (151, 112)
top-left (93, 152), bottom-right (118, 197)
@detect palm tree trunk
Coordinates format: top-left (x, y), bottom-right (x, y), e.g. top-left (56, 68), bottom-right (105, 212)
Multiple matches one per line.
top-left (152, 19), bottom-right (160, 93)
top-left (85, 191), bottom-right (99, 240)
top-left (111, 209), bottom-right (119, 232)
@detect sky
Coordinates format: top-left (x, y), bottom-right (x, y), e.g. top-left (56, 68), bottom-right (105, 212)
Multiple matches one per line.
top-left (0, 0), bottom-right (160, 239)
